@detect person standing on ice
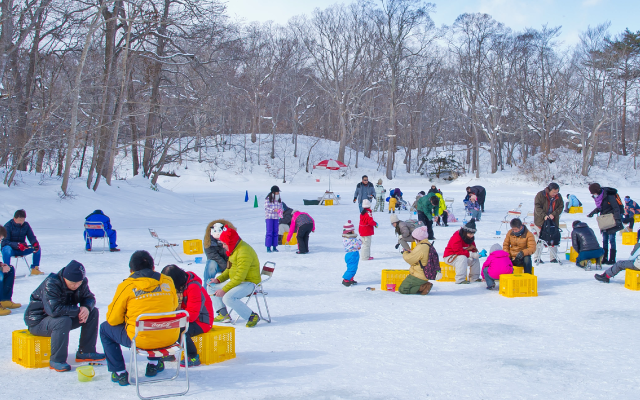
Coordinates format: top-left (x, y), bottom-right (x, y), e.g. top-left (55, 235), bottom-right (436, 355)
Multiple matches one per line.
top-left (587, 183), bottom-right (623, 265)
top-left (443, 218), bottom-right (481, 284)
top-left (416, 193), bottom-right (439, 240)
top-left (264, 185), bottom-right (284, 253)
top-left (359, 199), bottom-right (378, 260)
top-left (398, 226), bottom-right (435, 295)
top-left (353, 175), bottom-right (376, 213)
top-left (1, 209), bottom-right (43, 275)
top-left (84, 210), bottom-right (120, 252)
top-left (533, 183), bottom-right (564, 264)
top-left (341, 220), bottom-right (362, 287)
top-left (287, 211), bottom-right (315, 254)
top-left (203, 220), bottom-right (232, 293)
top-left (25, 260), bottom-right (105, 372)
top-left (208, 225), bottom-right (262, 327)
top-left (373, 179), bottom-right (386, 212)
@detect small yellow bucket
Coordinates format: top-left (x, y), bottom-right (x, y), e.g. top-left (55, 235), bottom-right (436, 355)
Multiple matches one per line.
top-left (77, 365), bottom-right (95, 382)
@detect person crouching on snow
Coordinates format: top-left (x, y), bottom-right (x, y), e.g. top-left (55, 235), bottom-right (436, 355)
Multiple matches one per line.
top-left (359, 199), bottom-right (378, 261)
top-left (482, 244), bottom-right (513, 290)
top-left (287, 211), bottom-right (315, 254)
top-left (443, 218), bottom-right (481, 284)
top-left (342, 220), bottom-right (362, 287)
top-left (398, 226), bottom-right (434, 295)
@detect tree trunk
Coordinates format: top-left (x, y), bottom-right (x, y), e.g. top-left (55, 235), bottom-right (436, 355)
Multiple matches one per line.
top-left (127, 68), bottom-right (140, 175)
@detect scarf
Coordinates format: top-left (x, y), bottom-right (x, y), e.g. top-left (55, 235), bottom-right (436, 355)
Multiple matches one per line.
top-left (594, 190), bottom-right (605, 209)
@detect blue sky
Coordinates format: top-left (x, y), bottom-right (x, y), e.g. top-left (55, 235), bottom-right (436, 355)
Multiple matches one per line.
top-left (225, 0), bottom-right (639, 46)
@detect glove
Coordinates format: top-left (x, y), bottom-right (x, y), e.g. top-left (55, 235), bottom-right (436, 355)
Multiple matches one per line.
top-left (18, 243), bottom-right (28, 251)
top-left (395, 243), bottom-right (400, 249)
top-left (469, 252), bottom-right (480, 260)
top-left (33, 241), bottom-right (40, 252)
top-left (353, 199), bottom-right (357, 203)
top-left (515, 251), bottom-right (524, 261)
top-left (587, 212), bottom-right (594, 218)
top-left (479, 249), bottom-right (487, 258)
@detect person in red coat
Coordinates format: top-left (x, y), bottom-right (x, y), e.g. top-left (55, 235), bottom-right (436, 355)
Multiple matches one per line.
top-left (359, 199), bottom-right (378, 260)
top-left (161, 265), bottom-right (214, 367)
top-left (443, 218), bottom-right (481, 284)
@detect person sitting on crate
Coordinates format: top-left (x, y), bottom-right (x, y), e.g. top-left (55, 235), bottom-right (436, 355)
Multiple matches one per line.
top-left (208, 225), bottom-right (262, 327)
top-left (503, 218), bottom-right (536, 274)
top-left (278, 203), bottom-right (294, 243)
top-left (100, 250), bottom-right (179, 386)
top-left (84, 210), bottom-right (120, 252)
top-left (622, 196), bottom-right (640, 231)
top-left (203, 220), bottom-right (232, 294)
top-left (287, 211), bottom-right (315, 254)
top-left (2, 209), bottom-right (43, 275)
top-left (564, 194), bottom-right (582, 213)
top-left (24, 260), bottom-right (105, 372)
top-left (161, 265), bottom-right (214, 367)
top-left (595, 243), bottom-right (640, 283)
top-left (443, 219), bottom-right (481, 284)
top-left (571, 220), bottom-right (604, 269)
top-left (398, 226), bottom-right (438, 295)
top-left (390, 214), bottom-right (418, 252)
top-left (481, 244), bottom-right (514, 290)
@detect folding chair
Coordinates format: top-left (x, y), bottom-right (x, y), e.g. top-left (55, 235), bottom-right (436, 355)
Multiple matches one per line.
top-left (12, 255), bottom-right (30, 278)
top-left (232, 261), bottom-right (275, 324)
top-left (84, 222), bottom-right (108, 253)
top-left (149, 229), bottom-right (183, 265)
top-left (445, 198), bottom-right (454, 210)
top-left (523, 212), bottom-right (534, 224)
top-left (532, 224), bottom-right (563, 265)
top-left (129, 311), bottom-right (190, 400)
top-left (497, 203), bottom-right (524, 236)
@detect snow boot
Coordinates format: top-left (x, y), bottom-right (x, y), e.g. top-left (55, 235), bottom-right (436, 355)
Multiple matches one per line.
top-left (75, 351), bottom-right (106, 362)
top-left (266, 247), bottom-right (272, 253)
top-left (30, 266), bottom-right (44, 276)
top-left (110, 248), bottom-right (121, 252)
top-left (418, 282), bottom-right (433, 295)
top-left (0, 306), bottom-right (10, 316)
top-left (594, 273), bottom-right (610, 283)
top-left (608, 249), bottom-right (616, 265)
top-left (1, 300), bottom-right (21, 309)
top-left (272, 247), bottom-right (279, 252)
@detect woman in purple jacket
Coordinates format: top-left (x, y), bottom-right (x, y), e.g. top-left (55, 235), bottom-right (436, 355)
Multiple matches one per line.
top-left (265, 186), bottom-right (284, 253)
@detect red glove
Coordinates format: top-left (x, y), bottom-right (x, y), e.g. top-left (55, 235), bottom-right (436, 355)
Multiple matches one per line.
top-left (18, 243), bottom-right (28, 251)
top-left (33, 241), bottom-right (40, 251)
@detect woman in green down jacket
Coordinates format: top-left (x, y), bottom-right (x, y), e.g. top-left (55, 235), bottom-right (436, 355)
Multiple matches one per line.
top-left (208, 225), bottom-right (262, 327)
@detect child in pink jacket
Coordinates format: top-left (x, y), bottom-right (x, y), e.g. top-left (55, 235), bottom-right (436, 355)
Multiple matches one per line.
top-left (287, 211), bottom-right (315, 254)
top-left (482, 243), bottom-right (514, 290)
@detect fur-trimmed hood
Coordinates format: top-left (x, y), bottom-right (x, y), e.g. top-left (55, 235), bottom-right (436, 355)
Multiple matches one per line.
top-left (204, 219), bottom-right (236, 248)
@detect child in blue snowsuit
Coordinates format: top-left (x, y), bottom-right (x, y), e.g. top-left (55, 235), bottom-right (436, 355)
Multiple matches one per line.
top-left (342, 220), bottom-right (362, 287)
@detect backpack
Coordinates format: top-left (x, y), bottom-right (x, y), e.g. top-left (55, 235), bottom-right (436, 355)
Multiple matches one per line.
top-left (419, 242), bottom-right (441, 280)
top-left (539, 218), bottom-right (561, 246)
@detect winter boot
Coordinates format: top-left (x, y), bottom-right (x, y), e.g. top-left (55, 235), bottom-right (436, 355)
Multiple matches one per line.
top-left (75, 351), bottom-right (106, 362)
top-left (272, 247), bottom-right (279, 252)
top-left (342, 279), bottom-right (353, 287)
top-left (0, 306), bottom-right (10, 316)
top-left (608, 249), bottom-right (616, 265)
top-left (418, 282), bottom-right (433, 295)
top-left (266, 247), bottom-right (272, 253)
top-left (594, 273), bottom-right (610, 283)
top-left (1, 300), bottom-right (21, 309)
top-left (246, 312), bottom-right (260, 328)
top-left (601, 252), bottom-right (609, 265)
top-left (30, 266), bottom-right (44, 276)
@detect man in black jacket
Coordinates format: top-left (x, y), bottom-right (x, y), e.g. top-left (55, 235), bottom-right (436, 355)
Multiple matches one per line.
top-left (1, 209), bottom-right (43, 275)
top-left (587, 183), bottom-right (624, 264)
top-left (571, 220), bottom-right (604, 269)
top-left (24, 260), bottom-right (104, 372)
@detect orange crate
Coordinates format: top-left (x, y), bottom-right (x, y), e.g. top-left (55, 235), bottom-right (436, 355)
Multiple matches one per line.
top-left (191, 326), bottom-right (236, 365)
top-left (12, 330), bottom-right (51, 368)
top-left (625, 268), bottom-right (640, 291)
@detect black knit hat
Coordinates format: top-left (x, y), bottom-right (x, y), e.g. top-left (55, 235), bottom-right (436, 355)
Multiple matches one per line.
top-left (270, 185), bottom-right (280, 193)
top-left (130, 250), bottom-right (154, 271)
top-left (63, 260), bottom-right (86, 282)
top-left (462, 218), bottom-right (477, 233)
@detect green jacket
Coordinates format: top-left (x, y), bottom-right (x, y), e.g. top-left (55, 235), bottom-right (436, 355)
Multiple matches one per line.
top-left (417, 193), bottom-right (438, 220)
top-left (217, 240), bottom-right (261, 292)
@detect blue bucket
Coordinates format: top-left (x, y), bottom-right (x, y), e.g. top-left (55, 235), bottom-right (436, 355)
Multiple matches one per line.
top-left (194, 257), bottom-right (203, 264)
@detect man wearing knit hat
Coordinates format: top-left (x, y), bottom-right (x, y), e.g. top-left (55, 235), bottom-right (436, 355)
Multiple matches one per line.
top-left (209, 225), bottom-right (262, 327)
top-left (443, 219), bottom-right (481, 284)
top-left (25, 260), bottom-right (104, 372)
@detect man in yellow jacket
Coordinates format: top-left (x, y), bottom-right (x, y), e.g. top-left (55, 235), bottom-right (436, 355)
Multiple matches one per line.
top-left (100, 250), bottom-right (178, 386)
top-left (209, 225), bottom-right (262, 327)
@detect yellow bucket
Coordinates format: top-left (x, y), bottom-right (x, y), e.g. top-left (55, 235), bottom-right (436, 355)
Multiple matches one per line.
top-left (77, 365), bottom-right (95, 382)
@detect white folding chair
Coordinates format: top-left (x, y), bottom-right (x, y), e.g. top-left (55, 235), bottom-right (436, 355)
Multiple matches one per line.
top-left (11, 255), bottom-right (30, 278)
top-left (129, 311), bottom-right (190, 400)
top-left (497, 203), bottom-right (524, 235)
top-left (232, 261), bottom-right (275, 324)
top-left (523, 211), bottom-right (534, 224)
top-left (84, 222), bottom-right (108, 253)
top-left (149, 229), bottom-right (183, 265)
top-left (445, 197), bottom-right (454, 210)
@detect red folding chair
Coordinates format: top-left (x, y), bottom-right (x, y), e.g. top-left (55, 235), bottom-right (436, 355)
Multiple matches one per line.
top-left (84, 222), bottom-right (108, 253)
top-left (129, 311), bottom-right (190, 400)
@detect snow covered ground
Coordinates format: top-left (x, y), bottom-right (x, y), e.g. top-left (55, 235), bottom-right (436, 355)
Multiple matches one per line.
top-left (2, 148), bottom-right (640, 399)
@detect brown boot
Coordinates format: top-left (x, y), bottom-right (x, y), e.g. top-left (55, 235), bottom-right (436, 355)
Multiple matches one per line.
top-left (0, 300), bottom-right (21, 309)
top-left (418, 281), bottom-right (433, 295)
top-left (0, 306), bottom-right (10, 316)
top-left (30, 266), bottom-right (44, 276)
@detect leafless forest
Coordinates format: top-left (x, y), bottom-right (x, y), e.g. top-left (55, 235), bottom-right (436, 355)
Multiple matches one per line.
top-left (1, 0), bottom-right (639, 194)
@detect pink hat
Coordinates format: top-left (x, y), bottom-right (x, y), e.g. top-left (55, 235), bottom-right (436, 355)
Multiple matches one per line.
top-left (412, 226), bottom-right (430, 241)
top-left (343, 220), bottom-right (355, 232)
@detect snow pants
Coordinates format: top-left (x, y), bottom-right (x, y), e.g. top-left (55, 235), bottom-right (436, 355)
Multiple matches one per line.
top-left (265, 219), bottom-right (279, 249)
top-left (604, 259), bottom-right (639, 278)
top-left (373, 196), bottom-right (385, 212)
top-left (399, 274), bottom-right (429, 294)
top-left (84, 228), bottom-right (117, 250)
top-left (343, 251), bottom-right (360, 280)
top-left (445, 255), bottom-right (480, 283)
top-left (297, 223), bottom-right (313, 254)
top-left (360, 236), bottom-right (372, 260)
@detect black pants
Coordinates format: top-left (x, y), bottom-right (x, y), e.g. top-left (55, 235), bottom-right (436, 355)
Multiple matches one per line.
top-left (29, 307), bottom-right (99, 363)
top-left (623, 215), bottom-right (635, 230)
top-left (417, 212), bottom-right (434, 239)
top-left (181, 323), bottom-right (205, 358)
top-left (478, 194), bottom-right (486, 212)
top-left (441, 211), bottom-right (448, 226)
top-left (297, 223), bottom-right (313, 254)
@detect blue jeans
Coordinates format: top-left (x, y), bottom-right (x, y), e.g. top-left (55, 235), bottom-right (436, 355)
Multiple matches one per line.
top-left (84, 229), bottom-right (117, 249)
top-left (203, 260), bottom-right (223, 294)
top-left (602, 231), bottom-right (616, 253)
top-left (576, 248), bottom-right (605, 264)
top-left (483, 266), bottom-right (496, 288)
top-left (99, 322), bottom-right (159, 372)
top-left (343, 251), bottom-right (360, 280)
top-left (210, 282), bottom-right (255, 321)
top-left (2, 245), bottom-right (41, 269)
top-left (0, 265), bottom-right (15, 301)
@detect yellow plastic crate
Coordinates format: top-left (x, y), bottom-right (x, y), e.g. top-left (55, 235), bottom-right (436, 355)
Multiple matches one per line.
top-left (635, 214), bottom-right (640, 223)
top-left (12, 330), bottom-right (51, 368)
top-left (625, 268), bottom-right (640, 291)
top-left (381, 269), bottom-right (410, 291)
top-left (282, 232), bottom-right (297, 245)
top-left (511, 266), bottom-right (535, 275)
top-left (191, 326), bottom-right (236, 365)
top-left (568, 207), bottom-right (583, 214)
top-left (622, 232), bottom-right (637, 245)
top-left (437, 262), bottom-right (456, 282)
top-left (499, 274), bottom-right (538, 298)
top-left (183, 239), bottom-right (203, 255)
top-left (324, 199), bottom-right (334, 206)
